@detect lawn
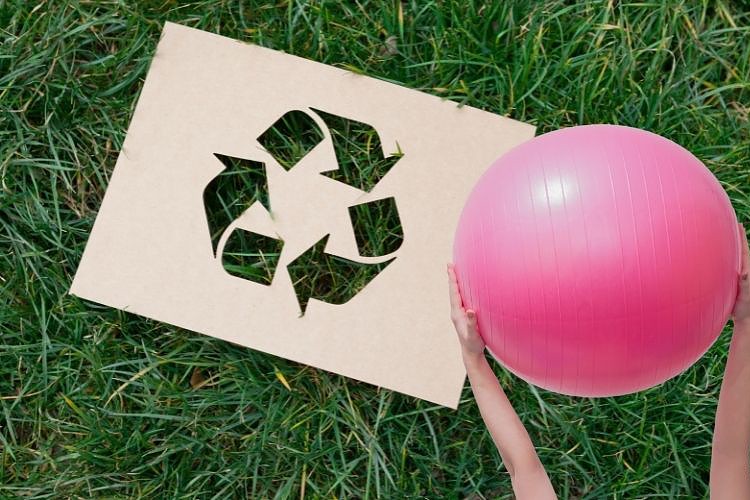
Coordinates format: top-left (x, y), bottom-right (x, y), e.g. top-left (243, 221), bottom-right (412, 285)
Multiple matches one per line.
top-left (1, 1), bottom-right (749, 498)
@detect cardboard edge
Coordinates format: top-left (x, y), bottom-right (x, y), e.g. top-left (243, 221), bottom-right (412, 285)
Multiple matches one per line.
top-left (69, 21), bottom-right (536, 411)
top-left (161, 22), bottom-right (537, 134)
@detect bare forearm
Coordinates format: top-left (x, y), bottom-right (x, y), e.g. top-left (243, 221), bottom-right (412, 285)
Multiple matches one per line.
top-left (714, 321), bottom-right (750, 457)
top-left (448, 263), bottom-right (555, 498)
top-left (462, 352), bottom-right (545, 475)
top-left (463, 352), bottom-right (556, 499)
top-left (711, 321), bottom-right (750, 499)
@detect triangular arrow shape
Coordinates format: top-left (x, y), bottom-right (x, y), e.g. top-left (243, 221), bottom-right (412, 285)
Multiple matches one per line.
top-left (311, 108), bottom-right (403, 193)
top-left (287, 234), bottom-right (395, 314)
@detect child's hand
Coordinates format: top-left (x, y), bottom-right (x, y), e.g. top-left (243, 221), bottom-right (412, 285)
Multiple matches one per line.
top-left (448, 264), bottom-right (555, 498)
top-left (733, 223), bottom-right (750, 328)
top-left (447, 263), bottom-right (485, 357)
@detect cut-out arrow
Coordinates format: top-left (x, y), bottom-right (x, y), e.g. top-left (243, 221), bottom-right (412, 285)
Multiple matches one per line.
top-left (202, 107), bottom-right (405, 317)
top-left (348, 196), bottom-right (403, 257)
top-left (311, 108), bottom-right (403, 193)
top-left (257, 110), bottom-right (324, 171)
top-left (222, 228), bottom-right (283, 285)
top-left (287, 234), bottom-right (395, 314)
top-left (203, 153), bottom-right (270, 255)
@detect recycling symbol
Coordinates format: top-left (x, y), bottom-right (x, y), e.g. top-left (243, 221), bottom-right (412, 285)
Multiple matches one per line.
top-left (202, 108), bottom-right (404, 315)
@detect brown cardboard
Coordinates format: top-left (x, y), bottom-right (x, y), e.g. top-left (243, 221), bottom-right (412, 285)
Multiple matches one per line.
top-left (70, 22), bottom-right (535, 408)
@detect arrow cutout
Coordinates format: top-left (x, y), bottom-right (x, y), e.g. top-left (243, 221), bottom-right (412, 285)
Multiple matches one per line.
top-left (287, 234), bottom-right (396, 315)
top-left (311, 108), bottom-right (403, 193)
top-left (203, 153), bottom-right (270, 255)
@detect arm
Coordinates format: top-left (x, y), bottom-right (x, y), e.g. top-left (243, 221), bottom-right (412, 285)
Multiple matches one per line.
top-left (711, 223), bottom-right (750, 499)
top-left (448, 264), bottom-right (557, 500)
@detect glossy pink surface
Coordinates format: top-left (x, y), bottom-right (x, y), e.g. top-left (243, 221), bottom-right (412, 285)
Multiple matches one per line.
top-left (453, 125), bottom-right (741, 396)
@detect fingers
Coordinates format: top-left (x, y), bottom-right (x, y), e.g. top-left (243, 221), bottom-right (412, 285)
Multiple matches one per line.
top-left (739, 223), bottom-right (749, 277)
top-left (448, 264), bottom-right (481, 337)
top-left (466, 309), bottom-right (478, 334)
top-left (447, 262), bottom-right (464, 311)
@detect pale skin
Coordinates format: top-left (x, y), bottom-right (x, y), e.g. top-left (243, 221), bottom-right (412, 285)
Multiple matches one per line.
top-left (711, 223), bottom-right (750, 499)
top-left (447, 263), bottom-right (557, 499)
top-left (449, 222), bottom-right (750, 499)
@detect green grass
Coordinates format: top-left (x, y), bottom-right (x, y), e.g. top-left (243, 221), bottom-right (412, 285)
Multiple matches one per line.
top-left (1, 0), bottom-right (750, 498)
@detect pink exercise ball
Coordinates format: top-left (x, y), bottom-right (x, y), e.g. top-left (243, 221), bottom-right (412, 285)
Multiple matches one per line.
top-left (453, 125), bottom-right (741, 397)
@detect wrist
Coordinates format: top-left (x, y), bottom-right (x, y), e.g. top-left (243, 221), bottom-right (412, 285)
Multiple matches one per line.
top-left (461, 349), bottom-right (485, 367)
top-left (734, 318), bottom-right (750, 333)
top-left (731, 320), bottom-right (750, 349)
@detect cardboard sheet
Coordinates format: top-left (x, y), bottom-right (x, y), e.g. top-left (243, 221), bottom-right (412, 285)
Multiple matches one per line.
top-left (70, 22), bottom-right (535, 408)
